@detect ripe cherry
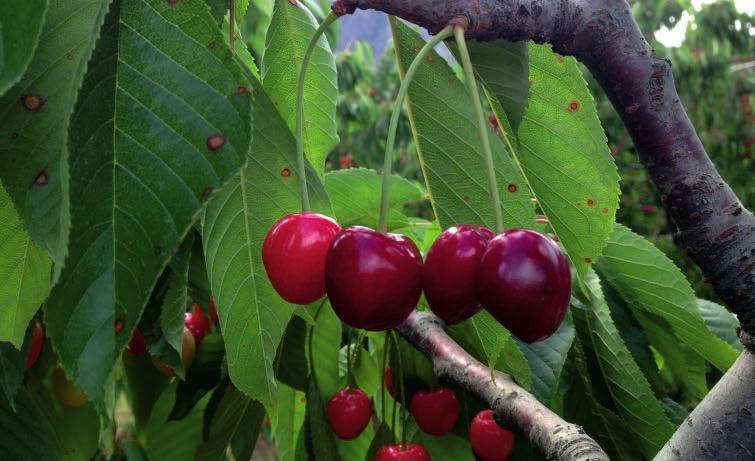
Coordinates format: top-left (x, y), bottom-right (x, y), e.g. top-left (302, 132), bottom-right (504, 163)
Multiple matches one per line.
top-left (185, 304), bottom-right (211, 344)
top-left (152, 327), bottom-right (196, 377)
top-left (126, 327), bottom-right (147, 356)
top-left (209, 298), bottom-right (219, 325)
top-left (478, 229), bottom-right (571, 343)
top-left (53, 366), bottom-right (88, 408)
top-left (409, 387), bottom-right (460, 436)
top-left (326, 387), bottom-right (372, 440)
top-left (24, 322), bottom-right (44, 369)
top-left (470, 410), bottom-right (515, 461)
top-left (423, 225), bottom-right (494, 324)
top-left (262, 212), bottom-right (341, 304)
top-left (326, 227), bottom-right (422, 331)
top-left (375, 444), bottom-right (431, 461)
top-left (384, 368), bottom-right (423, 404)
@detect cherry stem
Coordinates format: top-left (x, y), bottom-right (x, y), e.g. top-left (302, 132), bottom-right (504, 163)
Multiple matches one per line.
top-left (380, 331), bottom-right (390, 434)
top-left (296, 11), bottom-right (338, 212)
top-left (390, 330), bottom-right (407, 446)
top-left (378, 25), bottom-right (454, 233)
top-left (307, 299), bottom-right (328, 398)
top-left (453, 26), bottom-right (504, 234)
top-left (229, 0), bottom-right (235, 53)
top-left (346, 326), bottom-right (355, 388)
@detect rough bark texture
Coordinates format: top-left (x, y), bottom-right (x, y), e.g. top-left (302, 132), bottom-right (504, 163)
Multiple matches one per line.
top-left (398, 312), bottom-right (609, 461)
top-left (655, 351), bottom-right (755, 460)
top-left (332, 0), bottom-right (755, 349)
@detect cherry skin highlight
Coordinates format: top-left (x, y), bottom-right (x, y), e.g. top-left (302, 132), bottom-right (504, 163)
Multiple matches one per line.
top-left (185, 304), bottom-right (211, 344)
top-left (325, 226), bottom-right (422, 331)
top-left (25, 322), bottom-right (44, 369)
top-left (375, 444), bottom-right (431, 461)
top-left (126, 327), bottom-right (147, 356)
top-left (409, 387), bottom-right (460, 436)
top-left (470, 410), bottom-right (515, 461)
top-left (478, 229), bottom-right (571, 343)
top-left (423, 225), bottom-right (493, 324)
top-left (263, 212), bottom-right (341, 304)
top-left (326, 387), bottom-right (372, 440)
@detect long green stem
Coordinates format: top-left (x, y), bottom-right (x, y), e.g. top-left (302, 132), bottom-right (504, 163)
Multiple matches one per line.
top-left (454, 26), bottom-right (504, 233)
top-left (307, 299), bottom-right (328, 395)
top-left (296, 11), bottom-right (337, 212)
top-left (390, 331), bottom-right (407, 446)
top-left (378, 26), bottom-right (454, 232)
top-left (380, 331), bottom-right (390, 432)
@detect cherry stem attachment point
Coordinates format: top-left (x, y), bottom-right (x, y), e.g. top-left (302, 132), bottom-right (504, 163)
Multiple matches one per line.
top-left (296, 11), bottom-right (338, 212)
top-left (453, 26), bottom-right (504, 234)
top-left (378, 25), bottom-right (454, 233)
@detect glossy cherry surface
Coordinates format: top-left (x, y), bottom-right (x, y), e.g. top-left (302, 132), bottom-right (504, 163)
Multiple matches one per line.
top-left (423, 225), bottom-right (493, 324)
top-left (409, 387), bottom-right (460, 436)
top-left (478, 229), bottom-right (571, 343)
top-left (375, 444), bottom-right (431, 461)
top-left (185, 304), bottom-right (211, 344)
top-left (126, 327), bottom-right (147, 356)
top-left (25, 322), bottom-right (44, 369)
top-left (326, 387), bottom-right (372, 440)
top-left (326, 226), bottom-right (422, 331)
top-left (469, 410), bottom-right (515, 461)
top-left (263, 212), bottom-right (341, 304)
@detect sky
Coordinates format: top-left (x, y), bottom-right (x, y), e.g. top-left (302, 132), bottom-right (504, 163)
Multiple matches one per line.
top-left (656, 0), bottom-right (755, 47)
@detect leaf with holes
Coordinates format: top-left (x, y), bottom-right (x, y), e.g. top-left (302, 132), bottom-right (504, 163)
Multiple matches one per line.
top-left (596, 224), bottom-right (739, 371)
top-left (389, 19), bottom-right (535, 231)
top-left (471, 42), bottom-right (620, 282)
top-left (0, 185), bottom-right (51, 347)
top-left (262, 0), bottom-right (338, 173)
top-left (202, 68), bottom-right (329, 406)
top-left (0, 0), bottom-right (48, 96)
top-left (43, 0), bottom-right (252, 403)
top-left (0, 0), bottom-right (111, 277)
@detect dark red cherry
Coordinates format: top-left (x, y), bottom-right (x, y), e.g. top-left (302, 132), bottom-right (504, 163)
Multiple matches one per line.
top-left (325, 227), bottom-right (422, 331)
top-left (423, 225), bottom-right (493, 324)
top-left (263, 212), bottom-right (341, 304)
top-left (384, 368), bottom-right (424, 404)
top-left (409, 387), bottom-right (460, 436)
top-left (209, 298), bottom-right (219, 325)
top-left (470, 410), bottom-right (515, 461)
top-left (478, 229), bottom-right (571, 343)
top-left (185, 304), bottom-right (211, 344)
top-left (126, 327), bottom-right (147, 356)
top-left (326, 387), bottom-right (372, 440)
top-left (375, 444), bottom-right (431, 461)
top-left (25, 322), bottom-right (44, 369)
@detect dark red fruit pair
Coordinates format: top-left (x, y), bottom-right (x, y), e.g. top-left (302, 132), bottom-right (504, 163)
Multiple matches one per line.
top-left (375, 444), bottom-right (431, 461)
top-left (185, 304), bottom-right (211, 344)
top-left (263, 213), bottom-right (341, 304)
top-left (470, 410), bottom-right (515, 461)
top-left (25, 322), bottom-right (44, 369)
top-left (326, 226), bottom-right (422, 331)
top-left (327, 387), bottom-right (372, 440)
top-left (410, 387), bottom-right (460, 436)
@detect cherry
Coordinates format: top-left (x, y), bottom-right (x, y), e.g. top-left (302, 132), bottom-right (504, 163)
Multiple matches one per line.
top-left (375, 444), bottom-right (431, 461)
top-left (185, 304), bottom-right (211, 344)
top-left (262, 212), bottom-right (341, 304)
top-left (126, 327), bottom-right (147, 356)
top-left (384, 368), bottom-right (423, 404)
top-left (423, 225), bottom-right (494, 324)
top-left (326, 387), bottom-right (372, 440)
top-left (209, 298), bottom-right (219, 325)
top-left (469, 410), bottom-right (515, 461)
top-left (478, 229), bottom-right (571, 343)
top-left (152, 327), bottom-right (196, 377)
top-left (325, 227), bottom-right (422, 331)
top-left (409, 387), bottom-right (460, 436)
top-left (24, 322), bottom-right (44, 369)
top-left (52, 366), bottom-right (88, 408)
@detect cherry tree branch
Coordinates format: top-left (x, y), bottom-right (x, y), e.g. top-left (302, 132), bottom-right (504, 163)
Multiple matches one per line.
top-left (398, 311), bottom-right (609, 461)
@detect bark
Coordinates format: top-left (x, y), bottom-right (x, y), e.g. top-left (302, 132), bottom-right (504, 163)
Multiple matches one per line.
top-left (655, 351), bottom-right (755, 461)
top-left (398, 311), bottom-right (609, 461)
top-left (332, 0), bottom-right (755, 349)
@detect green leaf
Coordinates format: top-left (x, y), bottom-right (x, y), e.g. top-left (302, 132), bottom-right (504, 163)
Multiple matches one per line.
top-left (0, 388), bottom-right (57, 459)
top-left (123, 352), bottom-right (170, 429)
top-left (0, 0), bottom-right (111, 275)
top-left (697, 299), bottom-right (742, 351)
top-left (262, 0), bottom-right (338, 173)
top-left (276, 316), bottom-right (310, 391)
top-left (304, 378), bottom-right (339, 460)
top-left (43, 0), bottom-right (251, 403)
top-left (324, 167), bottom-right (425, 230)
top-left (202, 68), bottom-right (329, 406)
top-left (0, 342), bottom-right (24, 409)
top-left (389, 19), bottom-right (536, 231)
top-left (414, 432), bottom-right (476, 461)
top-left (310, 303), bottom-right (343, 401)
top-left (516, 313), bottom-right (575, 403)
top-left (272, 383), bottom-right (307, 461)
top-left (0, 0), bottom-right (48, 95)
top-left (472, 42), bottom-right (620, 282)
top-left (195, 384), bottom-right (264, 461)
top-left (579, 271), bottom-right (675, 458)
top-left (596, 224), bottom-right (739, 371)
top-left (0, 185), bottom-right (50, 347)
top-left (144, 381), bottom-right (209, 461)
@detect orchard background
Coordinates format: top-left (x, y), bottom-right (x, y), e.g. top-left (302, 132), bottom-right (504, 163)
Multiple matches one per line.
top-left (0, 0), bottom-right (752, 460)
